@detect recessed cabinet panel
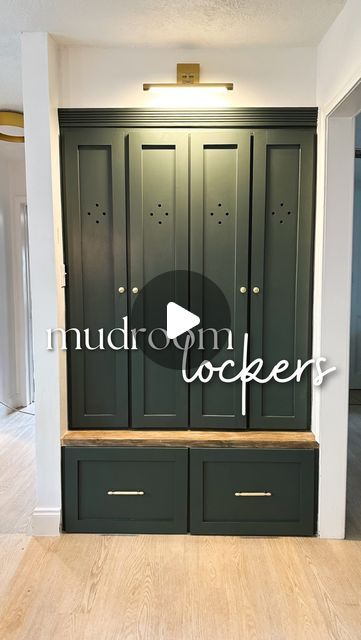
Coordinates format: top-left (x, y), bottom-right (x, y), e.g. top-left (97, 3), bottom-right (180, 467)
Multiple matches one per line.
top-left (129, 132), bottom-right (189, 427)
top-left (143, 146), bottom-right (176, 417)
top-left (261, 145), bottom-right (299, 417)
top-left (79, 147), bottom-right (116, 415)
top-left (62, 129), bottom-right (128, 428)
top-left (250, 130), bottom-right (315, 430)
top-left (62, 447), bottom-right (189, 533)
top-left (190, 448), bottom-right (317, 535)
top-left (190, 131), bottom-right (251, 429)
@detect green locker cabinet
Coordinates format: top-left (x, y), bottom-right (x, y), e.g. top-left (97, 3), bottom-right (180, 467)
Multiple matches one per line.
top-left (128, 131), bottom-right (189, 427)
top-left (189, 131), bottom-right (251, 429)
top-left (61, 119), bottom-right (316, 432)
top-left (249, 130), bottom-right (315, 430)
top-left (62, 129), bottom-right (128, 428)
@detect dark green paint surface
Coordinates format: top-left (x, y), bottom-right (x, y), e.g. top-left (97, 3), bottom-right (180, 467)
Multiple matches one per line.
top-left (190, 448), bottom-right (317, 535)
top-left (128, 131), bottom-right (189, 427)
top-left (62, 447), bottom-right (188, 533)
top-left (62, 446), bottom-right (317, 536)
top-left (190, 131), bottom-right (251, 429)
top-left (249, 130), bottom-right (315, 430)
top-left (58, 107), bottom-right (318, 129)
top-left (61, 125), bottom-right (315, 431)
top-left (62, 129), bottom-right (128, 428)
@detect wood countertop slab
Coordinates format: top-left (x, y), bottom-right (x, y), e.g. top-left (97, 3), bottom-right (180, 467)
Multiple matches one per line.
top-left (62, 430), bottom-right (318, 449)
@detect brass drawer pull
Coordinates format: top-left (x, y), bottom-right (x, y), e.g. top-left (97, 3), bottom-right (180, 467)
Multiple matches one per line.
top-left (107, 490), bottom-right (145, 496)
top-left (234, 491), bottom-right (272, 497)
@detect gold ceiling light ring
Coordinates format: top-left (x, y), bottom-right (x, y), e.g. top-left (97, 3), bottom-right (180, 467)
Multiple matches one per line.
top-left (0, 111), bottom-right (25, 143)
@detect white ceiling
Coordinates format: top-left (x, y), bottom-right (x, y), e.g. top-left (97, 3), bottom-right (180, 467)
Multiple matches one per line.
top-left (0, 0), bottom-right (346, 47)
top-left (0, 34), bottom-right (22, 111)
top-left (0, 0), bottom-right (347, 110)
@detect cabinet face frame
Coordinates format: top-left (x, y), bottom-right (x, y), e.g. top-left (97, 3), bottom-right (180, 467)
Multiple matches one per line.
top-left (62, 446), bottom-right (189, 533)
top-left (128, 130), bottom-right (189, 428)
top-left (62, 444), bottom-right (318, 536)
top-left (189, 447), bottom-right (317, 535)
top-left (249, 130), bottom-right (316, 430)
top-left (60, 109), bottom-right (317, 432)
top-left (61, 128), bottom-right (129, 428)
top-left (189, 130), bottom-right (251, 429)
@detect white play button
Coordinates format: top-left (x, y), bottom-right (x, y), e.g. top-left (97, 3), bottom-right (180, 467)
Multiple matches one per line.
top-left (166, 302), bottom-right (200, 340)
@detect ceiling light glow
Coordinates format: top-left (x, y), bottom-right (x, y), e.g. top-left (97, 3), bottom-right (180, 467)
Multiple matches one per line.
top-left (143, 63), bottom-right (233, 93)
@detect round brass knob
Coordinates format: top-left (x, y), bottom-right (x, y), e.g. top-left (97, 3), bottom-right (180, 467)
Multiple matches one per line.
top-left (118, 286), bottom-right (126, 294)
top-left (132, 287), bottom-right (139, 294)
top-left (240, 286), bottom-right (247, 294)
top-left (253, 286), bottom-right (260, 294)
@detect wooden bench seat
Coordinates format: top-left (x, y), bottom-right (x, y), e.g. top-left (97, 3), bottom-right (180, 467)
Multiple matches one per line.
top-left (62, 430), bottom-right (318, 449)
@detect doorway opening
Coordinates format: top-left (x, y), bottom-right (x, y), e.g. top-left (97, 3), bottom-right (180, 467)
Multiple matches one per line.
top-left (347, 112), bottom-right (361, 539)
top-left (315, 78), bottom-right (361, 538)
top-left (0, 141), bottom-right (35, 533)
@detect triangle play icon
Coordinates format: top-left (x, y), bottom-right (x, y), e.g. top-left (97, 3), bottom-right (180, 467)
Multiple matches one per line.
top-left (166, 302), bottom-right (200, 340)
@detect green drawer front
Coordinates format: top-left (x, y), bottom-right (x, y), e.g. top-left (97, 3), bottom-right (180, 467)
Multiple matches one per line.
top-left (62, 447), bottom-right (188, 533)
top-left (190, 449), bottom-right (317, 536)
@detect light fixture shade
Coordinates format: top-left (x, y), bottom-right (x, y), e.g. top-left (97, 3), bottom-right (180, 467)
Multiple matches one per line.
top-left (143, 64), bottom-right (233, 91)
top-left (0, 111), bottom-right (24, 143)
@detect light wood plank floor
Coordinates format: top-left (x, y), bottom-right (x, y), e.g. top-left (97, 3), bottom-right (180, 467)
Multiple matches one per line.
top-left (0, 406), bottom-right (35, 534)
top-left (1, 534), bottom-right (361, 640)
top-left (0, 408), bottom-right (360, 640)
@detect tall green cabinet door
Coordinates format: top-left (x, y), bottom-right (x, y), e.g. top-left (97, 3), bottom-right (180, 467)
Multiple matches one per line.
top-left (129, 131), bottom-right (189, 428)
top-left (249, 130), bottom-right (315, 430)
top-left (62, 129), bottom-right (128, 428)
top-left (190, 131), bottom-right (251, 429)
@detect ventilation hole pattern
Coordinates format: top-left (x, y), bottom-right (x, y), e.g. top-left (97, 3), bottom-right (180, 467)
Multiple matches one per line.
top-left (86, 203), bottom-right (107, 224)
top-left (271, 201), bottom-right (292, 225)
top-left (209, 202), bottom-right (230, 224)
top-left (148, 203), bottom-right (170, 223)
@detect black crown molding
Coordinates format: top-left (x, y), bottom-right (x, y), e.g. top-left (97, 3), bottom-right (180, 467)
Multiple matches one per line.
top-left (58, 107), bottom-right (317, 129)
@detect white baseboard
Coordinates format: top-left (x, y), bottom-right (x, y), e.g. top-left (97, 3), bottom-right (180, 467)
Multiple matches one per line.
top-left (32, 507), bottom-right (61, 536)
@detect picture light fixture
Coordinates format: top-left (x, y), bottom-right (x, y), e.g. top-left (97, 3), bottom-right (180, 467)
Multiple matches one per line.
top-left (143, 63), bottom-right (233, 92)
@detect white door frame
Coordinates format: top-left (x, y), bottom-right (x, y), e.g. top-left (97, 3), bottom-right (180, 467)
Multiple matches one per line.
top-left (11, 195), bottom-right (34, 407)
top-left (314, 78), bottom-right (361, 538)
top-left (20, 202), bottom-right (34, 404)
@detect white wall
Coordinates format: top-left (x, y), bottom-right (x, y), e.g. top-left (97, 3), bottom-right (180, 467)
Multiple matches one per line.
top-left (0, 151), bottom-right (14, 408)
top-left (20, 40), bottom-right (316, 536)
top-left (25, 26), bottom-right (361, 536)
top-left (60, 45), bottom-right (316, 108)
top-left (22, 33), bottom-right (65, 536)
top-left (0, 143), bottom-right (26, 409)
top-left (317, 0), bottom-right (361, 111)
